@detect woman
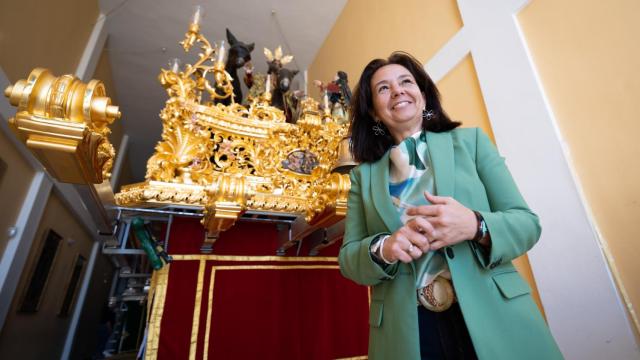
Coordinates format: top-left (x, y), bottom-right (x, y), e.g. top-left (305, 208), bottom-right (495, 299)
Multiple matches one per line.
top-left (338, 52), bottom-right (562, 360)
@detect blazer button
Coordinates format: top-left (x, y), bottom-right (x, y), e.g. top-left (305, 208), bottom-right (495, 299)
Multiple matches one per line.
top-left (445, 247), bottom-right (455, 259)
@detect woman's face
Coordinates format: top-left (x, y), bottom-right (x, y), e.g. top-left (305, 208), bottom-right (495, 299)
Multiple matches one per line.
top-left (370, 64), bottom-right (426, 143)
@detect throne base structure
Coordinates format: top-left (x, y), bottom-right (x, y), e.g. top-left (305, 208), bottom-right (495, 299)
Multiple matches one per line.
top-left (111, 211), bottom-right (368, 359)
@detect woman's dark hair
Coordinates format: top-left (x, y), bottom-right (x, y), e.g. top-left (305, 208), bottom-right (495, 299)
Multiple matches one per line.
top-left (349, 51), bottom-right (460, 163)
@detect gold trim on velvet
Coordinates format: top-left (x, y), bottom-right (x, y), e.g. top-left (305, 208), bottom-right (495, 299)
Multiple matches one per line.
top-left (203, 265), bottom-right (216, 360)
top-left (144, 269), bottom-right (159, 360)
top-left (335, 356), bottom-right (368, 360)
top-left (202, 264), bottom-right (341, 358)
top-left (171, 254), bottom-right (338, 262)
top-left (146, 267), bottom-right (160, 338)
top-left (212, 265), bottom-right (340, 271)
top-left (145, 264), bottom-right (171, 360)
top-left (189, 260), bottom-right (206, 360)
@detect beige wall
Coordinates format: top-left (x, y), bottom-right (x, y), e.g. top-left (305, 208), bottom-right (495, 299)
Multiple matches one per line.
top-left (309, 0), bottom-right (544, 313)
top-left (519, 0), bottom-right (640, 334)
top-left (0, 131), bottom-right (35, 257)
top-left (437, 54), bottom-right (494, 141)
top-left (0, 193), bottom-right (94, 359)
top-left (308, 0), bottom-right (462, 97)
top-left (0, 0), bottom-right (99, 82)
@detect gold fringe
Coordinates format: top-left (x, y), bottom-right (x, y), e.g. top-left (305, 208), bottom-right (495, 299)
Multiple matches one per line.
top-left (145, 264), bottom-right (171, 360)
top-left (203, 266), bottom-right (217, 360)
top-left (189, 260), bottom-right (206, 359)
top-left (211, 265), bottom-right (339, 271)
top-left (171, 254), bottom-right (338, 262)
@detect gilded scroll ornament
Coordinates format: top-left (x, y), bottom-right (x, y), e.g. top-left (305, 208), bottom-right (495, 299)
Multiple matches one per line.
top-left (4, 68), bottom-right (120, 184)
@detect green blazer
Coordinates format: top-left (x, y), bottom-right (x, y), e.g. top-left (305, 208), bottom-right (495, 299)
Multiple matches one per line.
top-left (339, 128), bottom-right (563, 360)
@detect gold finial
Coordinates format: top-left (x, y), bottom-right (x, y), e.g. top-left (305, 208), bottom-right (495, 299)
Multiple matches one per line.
top-left (106, 105), bottom-right (121, 119)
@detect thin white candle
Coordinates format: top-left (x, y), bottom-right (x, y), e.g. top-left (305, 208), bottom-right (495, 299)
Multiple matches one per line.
top-left (170, 58), bottom-right (181, 73)
top-left (323, 90), bottom-right (329, 111)
top-left (216, 40), bottom-right (228, 65)
top-left (265, 74), bottom-right (271, 94)
top-left (192, 5), bottom-right (203, 25)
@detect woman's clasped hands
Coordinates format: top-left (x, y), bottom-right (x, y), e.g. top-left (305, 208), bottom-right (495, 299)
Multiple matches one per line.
top-left (380, 191), bottom-right (477, 263)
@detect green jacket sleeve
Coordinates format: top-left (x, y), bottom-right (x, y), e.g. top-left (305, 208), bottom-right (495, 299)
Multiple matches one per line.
top-left (338, 166), bottom-right (398, 285)
top-left (471, 128), bottom-right (542, 269)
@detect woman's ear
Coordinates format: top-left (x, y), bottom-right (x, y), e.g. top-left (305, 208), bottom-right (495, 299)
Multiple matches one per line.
top-left (369, 110), bottom-right (378, 122)
top-left (422, 92), bottom-right (427, 109)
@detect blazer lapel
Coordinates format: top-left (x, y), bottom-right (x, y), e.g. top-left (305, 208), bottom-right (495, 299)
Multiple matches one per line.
top-left (427, 131), bottom-right (455, 197)
top-left (370, 151), bottom-right (403, 232)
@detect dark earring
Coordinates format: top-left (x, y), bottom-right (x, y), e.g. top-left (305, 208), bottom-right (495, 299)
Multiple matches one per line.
top-left (372, 121), bottom-right (385, 136)
top-left (423, 109), bottom-right (434, 121)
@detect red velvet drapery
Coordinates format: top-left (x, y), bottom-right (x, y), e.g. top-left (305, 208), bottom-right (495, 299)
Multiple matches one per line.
top-left (149, 218), bottom-right (369, 360)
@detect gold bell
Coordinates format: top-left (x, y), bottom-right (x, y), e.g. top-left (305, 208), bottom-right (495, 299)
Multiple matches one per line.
top-left (332, 136), bottom-right (358, 174)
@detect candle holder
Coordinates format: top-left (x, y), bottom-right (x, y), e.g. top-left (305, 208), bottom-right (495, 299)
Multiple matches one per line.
top-left (174, 7), bottom-right (234, 102)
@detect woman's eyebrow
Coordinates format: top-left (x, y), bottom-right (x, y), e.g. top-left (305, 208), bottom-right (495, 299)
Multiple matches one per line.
top-left (373, 79), bottom-right (389, 88)
top-left (374, 74), bottom-right (412, 88)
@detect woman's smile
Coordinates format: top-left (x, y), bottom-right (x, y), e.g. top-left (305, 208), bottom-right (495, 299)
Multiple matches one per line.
top-left (391, 100), bottom-right (412, 110)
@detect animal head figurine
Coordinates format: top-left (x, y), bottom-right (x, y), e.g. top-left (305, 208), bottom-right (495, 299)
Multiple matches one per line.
top-left (277, 68), bottom-right (299, 92)
top-left (226, 28), bottom-right (254, 70)
top-left (223, 29), bottom-right (255, 103)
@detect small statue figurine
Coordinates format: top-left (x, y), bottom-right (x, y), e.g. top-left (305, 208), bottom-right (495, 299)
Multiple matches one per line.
top-left (314, 71), bottom-right (352, 124)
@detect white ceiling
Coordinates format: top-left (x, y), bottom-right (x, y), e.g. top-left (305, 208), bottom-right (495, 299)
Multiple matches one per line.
top-left (99, 0), bottom-right (347, 181)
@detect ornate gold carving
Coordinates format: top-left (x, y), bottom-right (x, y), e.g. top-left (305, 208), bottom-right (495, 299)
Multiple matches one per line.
top-left (4, 68), bottom-right (120, 184)
top-left (307, 172), bottom-right (351, 226)
top-left (116, 181), bottom-right (207, 207)
top-left (177, 23), bottom-right (234, 102)
top-left (4, 19), bottom-right (356, 254)
top-left (114, 21), bottom-right (354, 246)
top-left (0, 21), bottom-right (354, 250)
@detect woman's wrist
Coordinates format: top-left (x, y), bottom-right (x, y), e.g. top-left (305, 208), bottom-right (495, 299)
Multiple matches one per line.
top-left (472, 211), bottom-right (491, 246)
top-left (378, 235), bottom-right (398, 264)
top-left (370, 234), bottom-right (397, 265)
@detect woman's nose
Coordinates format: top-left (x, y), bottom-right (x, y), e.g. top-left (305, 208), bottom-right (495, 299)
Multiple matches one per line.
top-left (390, 83), bottom-right (404, 97)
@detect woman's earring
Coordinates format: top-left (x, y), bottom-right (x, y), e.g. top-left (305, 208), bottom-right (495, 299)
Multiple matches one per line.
top-left (423, 109), bottom-right (434, 121)
top-left (372, 121), bottom-right (385, 136)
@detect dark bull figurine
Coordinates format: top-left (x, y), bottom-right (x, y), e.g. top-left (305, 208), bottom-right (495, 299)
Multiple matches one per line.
top-left (224, 28), bottom-right (254, 103)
